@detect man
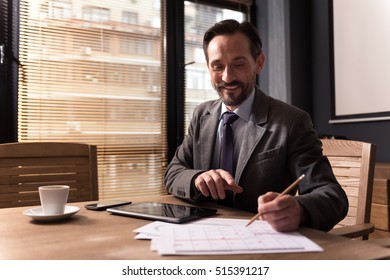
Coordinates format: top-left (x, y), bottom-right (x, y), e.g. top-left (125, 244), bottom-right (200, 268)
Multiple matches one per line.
top-left (164, 19), bottom-right (348, 232)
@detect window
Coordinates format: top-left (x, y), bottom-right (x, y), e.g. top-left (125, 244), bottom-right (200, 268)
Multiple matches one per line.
top-left (183, 1), bottom-right (247, 131)
top-left (120, 37), bottom-right (153, 55)
top-left (82, 6), bottom-right (110, 22)
top-left (1, 0), bottom-right (251, 199)
top-left (18, 0), bottom-right (166, 199)
top-left (122, 11), bottom-right (138, 25)
top-left (43, 0), bottom-right (72, 19)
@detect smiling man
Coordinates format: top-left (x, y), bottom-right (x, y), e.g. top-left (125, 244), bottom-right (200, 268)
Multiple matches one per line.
top-left (164, 19), bottom-right (348, 232)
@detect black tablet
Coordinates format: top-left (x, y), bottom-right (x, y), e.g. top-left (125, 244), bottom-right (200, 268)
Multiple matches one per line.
top-left (106, 201), bottom-right (217, 223)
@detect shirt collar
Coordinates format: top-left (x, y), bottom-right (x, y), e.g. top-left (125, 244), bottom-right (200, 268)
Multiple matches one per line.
top-left (220, 88), bottom-right (255, 122)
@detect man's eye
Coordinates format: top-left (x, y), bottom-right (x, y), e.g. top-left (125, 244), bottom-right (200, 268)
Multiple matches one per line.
top-left (212, 65), bottom-right (224, 71)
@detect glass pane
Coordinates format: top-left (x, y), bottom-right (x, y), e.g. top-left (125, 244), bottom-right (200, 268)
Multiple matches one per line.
top-left (184, 1), bottom-right (247, 132)
top-left (18, 0), bottom-right (166, 199)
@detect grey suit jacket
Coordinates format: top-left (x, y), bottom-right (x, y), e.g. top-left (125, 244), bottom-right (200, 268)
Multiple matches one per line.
top-left (164, 87), bottom-right (348, 231)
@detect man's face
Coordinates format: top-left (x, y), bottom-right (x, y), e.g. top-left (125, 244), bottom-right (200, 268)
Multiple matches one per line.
top-left (206, 32), bottom-right (265, 110)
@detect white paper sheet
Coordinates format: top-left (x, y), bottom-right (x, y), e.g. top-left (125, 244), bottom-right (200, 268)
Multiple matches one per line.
top-left (133, 218), bottom-right (323, 256)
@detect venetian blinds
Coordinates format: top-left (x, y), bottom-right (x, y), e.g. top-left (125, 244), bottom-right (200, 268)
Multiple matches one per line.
top-left (18, 0), bottom-right (167, 199)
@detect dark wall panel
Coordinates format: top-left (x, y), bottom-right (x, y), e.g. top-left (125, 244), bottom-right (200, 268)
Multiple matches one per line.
top-left (311, 0), bottom-right (390, 162)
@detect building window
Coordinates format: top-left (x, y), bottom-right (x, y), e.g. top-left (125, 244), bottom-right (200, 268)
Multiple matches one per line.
top-left (120, 37), bottom-right (153, 55)
top-left (122, 11), bottom-right (138, 24)
top-left (82, 6), bottom-right (110, 22)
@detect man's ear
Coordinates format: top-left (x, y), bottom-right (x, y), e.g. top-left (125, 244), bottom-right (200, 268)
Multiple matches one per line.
top-left (256, 53), bottom-right (265, 74)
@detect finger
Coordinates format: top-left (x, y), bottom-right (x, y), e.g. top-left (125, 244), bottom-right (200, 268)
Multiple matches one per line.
top-left (260, 196), bottom-right (300, 231)
top-left (208, 172), bottom-right (227, 199)
top-left (199, 171), bottom-right (229, 200)
top-left (265, 208), bottom-right (300, 232)
top-left (260, 194), bottom-right (290, 214)
top-left (201, 173), bottom-right (221, 199)
top-left (256, 204), bottom-right (264, 221)
top-left (257, 192), bottom-right (278, 209)
top-left (223, 179), bottom-right (243, 193)
top-left (226, 183), bottom-right (243, 193)
top-left (216, 169), bottom-right (243, 193)
top-left (195, 172), bottom-right (220, 199)
top-left (194, 176), bottom-right (210, 197)
top-left (267, 216), bottom-right (298, 232)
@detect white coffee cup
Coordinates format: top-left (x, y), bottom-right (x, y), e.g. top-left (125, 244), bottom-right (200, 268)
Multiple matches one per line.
top-left (38, 185), bottom-right (70, 215)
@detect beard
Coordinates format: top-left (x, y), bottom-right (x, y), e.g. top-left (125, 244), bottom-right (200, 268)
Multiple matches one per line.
top-left (213, 79), bottom-right (254, 107)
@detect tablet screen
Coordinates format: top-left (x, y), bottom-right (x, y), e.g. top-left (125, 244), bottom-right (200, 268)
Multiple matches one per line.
top-left (106, 201), bottom-right (217, 223)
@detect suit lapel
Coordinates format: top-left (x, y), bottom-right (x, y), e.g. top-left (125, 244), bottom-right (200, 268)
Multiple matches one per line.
top-left (199, 101), bottom-right (220, 170)
top-left (235, 88), bottom-right (269, 183)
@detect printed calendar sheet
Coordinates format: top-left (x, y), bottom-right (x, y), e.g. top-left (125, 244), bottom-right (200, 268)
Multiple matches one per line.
top-left (134, 218), bottom-right (323, 255)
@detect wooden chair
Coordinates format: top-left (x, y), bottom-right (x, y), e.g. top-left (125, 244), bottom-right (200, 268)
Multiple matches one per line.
top-left (0, 142), bottom-right (98, 208)
top-left (321, 139), bottom-right (376, 240)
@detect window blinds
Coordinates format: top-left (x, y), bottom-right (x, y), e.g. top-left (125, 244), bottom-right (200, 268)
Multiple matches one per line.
top-left (18, 0), bottom-right (166, 199)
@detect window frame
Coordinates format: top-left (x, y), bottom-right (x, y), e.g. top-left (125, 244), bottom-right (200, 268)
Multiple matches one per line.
top-left (0, 0), bottom-right (19, 143)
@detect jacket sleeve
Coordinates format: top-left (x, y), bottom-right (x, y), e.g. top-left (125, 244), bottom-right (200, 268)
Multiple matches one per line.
top-left (287, 111), bottom-right (349, 231)
top-left (164, 106), bottom-right (205, 201)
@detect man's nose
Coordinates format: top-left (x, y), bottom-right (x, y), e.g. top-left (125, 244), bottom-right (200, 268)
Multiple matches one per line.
top-left (222, 66), bottom-right (236, 83)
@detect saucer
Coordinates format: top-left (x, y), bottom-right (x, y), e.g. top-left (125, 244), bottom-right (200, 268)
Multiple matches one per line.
top-left (23, 205), bottom-right (80, 222)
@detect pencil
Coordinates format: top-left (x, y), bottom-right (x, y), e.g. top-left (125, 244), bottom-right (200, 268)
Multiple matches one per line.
top-left (245, 174), bottom-right (305, 227)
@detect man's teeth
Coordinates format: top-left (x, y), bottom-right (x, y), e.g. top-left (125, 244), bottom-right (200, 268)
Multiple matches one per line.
top-left (224, 85), bottom-right (239, 89)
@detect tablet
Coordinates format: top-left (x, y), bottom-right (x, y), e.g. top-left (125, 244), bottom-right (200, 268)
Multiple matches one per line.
top-left (106, 201), bottom-right (217, 223)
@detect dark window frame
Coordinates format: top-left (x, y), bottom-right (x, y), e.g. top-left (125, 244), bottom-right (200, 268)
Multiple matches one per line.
top-left (0, 0), bottom-right (19, 143)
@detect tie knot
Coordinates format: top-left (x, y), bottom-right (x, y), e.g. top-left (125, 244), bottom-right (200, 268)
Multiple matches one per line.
top-left (223, 112), bottom-right (239, 126)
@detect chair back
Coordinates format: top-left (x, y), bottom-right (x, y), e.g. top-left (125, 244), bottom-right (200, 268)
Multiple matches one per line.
top-left (0, 142), bottom-right (98, 208)
top-left (321, 139), bottom-right (376, 228)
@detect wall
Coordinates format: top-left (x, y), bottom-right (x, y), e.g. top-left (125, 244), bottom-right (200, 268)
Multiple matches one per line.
top-left (311, 0), bottom-right (390, 162)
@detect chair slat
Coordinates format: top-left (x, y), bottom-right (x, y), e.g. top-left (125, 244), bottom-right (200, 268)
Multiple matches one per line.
top-left (321, 139), bottom-right (376, 240)
top-left (0, 142), bottom-right (98, 208)
top-left (0, 173), bottom-right (91, 185)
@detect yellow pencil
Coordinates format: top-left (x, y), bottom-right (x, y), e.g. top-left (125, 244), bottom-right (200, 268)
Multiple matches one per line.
top-left (245, 174), bottom-right (305, 227)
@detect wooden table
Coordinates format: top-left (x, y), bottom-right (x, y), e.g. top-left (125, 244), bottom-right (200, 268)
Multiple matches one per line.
top-left (1, 195), bottom-right (390, 260)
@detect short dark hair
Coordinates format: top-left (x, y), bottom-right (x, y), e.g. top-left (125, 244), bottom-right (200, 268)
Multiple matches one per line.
top-left (203, 19), bottom-right (263, 63)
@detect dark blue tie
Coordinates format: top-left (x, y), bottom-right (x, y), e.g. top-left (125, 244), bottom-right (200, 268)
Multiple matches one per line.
top-left (221, 112), bottom-right (239, 174)
top-left (220, 111), bottom-right (239, 206)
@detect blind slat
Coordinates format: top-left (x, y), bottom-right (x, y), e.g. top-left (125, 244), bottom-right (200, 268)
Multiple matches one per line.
top-left (18, 0), bottom-right (166, 199)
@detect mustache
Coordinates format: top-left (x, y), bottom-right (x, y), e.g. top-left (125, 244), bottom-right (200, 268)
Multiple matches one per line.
top-left (215, 81), bottom-right (243, 88)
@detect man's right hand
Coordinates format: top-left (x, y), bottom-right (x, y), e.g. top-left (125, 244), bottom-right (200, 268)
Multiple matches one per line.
top-left (194, 169), bottom-right (243, 200)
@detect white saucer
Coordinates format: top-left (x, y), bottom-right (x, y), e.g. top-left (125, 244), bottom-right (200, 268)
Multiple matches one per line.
top-left (23, 205), bottom-right (80, 222)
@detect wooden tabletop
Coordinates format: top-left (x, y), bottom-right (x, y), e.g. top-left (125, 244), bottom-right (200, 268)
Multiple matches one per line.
top-left (1, 195), bottom-right (389, 260)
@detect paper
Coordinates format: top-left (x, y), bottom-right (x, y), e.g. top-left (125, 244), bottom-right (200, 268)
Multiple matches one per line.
top-left (134, 218), bottom-right (323, 256)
